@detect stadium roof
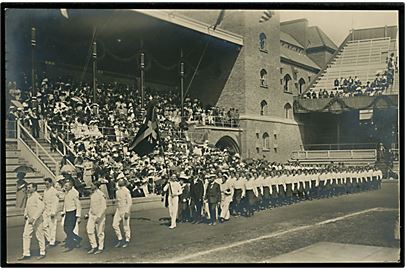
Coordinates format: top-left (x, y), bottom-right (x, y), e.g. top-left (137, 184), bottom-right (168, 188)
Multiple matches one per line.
top-left (132, 10), bottom-right (244, 46)
top-left (280, 31), bottom-right (304, 49)
top-left (307, 26), bottom-right (338, 50)
top-left (280, 46), bottom-right (320, 70)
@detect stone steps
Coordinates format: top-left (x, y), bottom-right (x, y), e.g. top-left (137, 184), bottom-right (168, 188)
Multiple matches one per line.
top-left (5, 141), bottom-right (46, 209)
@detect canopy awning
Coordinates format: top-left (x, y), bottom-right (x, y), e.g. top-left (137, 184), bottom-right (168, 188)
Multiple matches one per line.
top-left (132, 10), bottom-right (244, 46)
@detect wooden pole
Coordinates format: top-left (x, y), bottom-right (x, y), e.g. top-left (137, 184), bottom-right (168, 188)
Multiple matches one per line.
top-left (92, 41), bottom-right (97, 104)
top-left (180, 49), bottom-right (184, 120)
top-left (140, 52), bottom-right (145, 108)
top-left (31, 27), bottom-right (36, 96)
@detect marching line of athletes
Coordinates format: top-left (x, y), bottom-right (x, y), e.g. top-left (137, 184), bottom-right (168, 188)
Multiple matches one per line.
top-left (18, 177), bottom-right (131, 260)
top-left (162, 166), bottom-right (384, 228)
top-left (18, 165), bottom-right (383, 260)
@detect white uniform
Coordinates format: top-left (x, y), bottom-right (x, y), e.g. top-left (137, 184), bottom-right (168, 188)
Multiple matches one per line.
top-left (113, 186), bottom-right (132, 242)
top-left (23, 191), bottom-right (45, 257)
top-left (163, 181), bottom-right (182, 228)
top-left (87, 189), bottom-right (107, 251)
top-left (220, 179), bottom-right (233, 220)
top-left (42, 186), bottom-right (59, 245)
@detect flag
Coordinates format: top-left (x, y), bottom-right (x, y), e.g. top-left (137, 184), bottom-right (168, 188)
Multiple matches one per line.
top-left (213, 10), bottom-right (225, 30)
top-left (129, 100), bottom-right (160, 157)
top-left (60, 9), bottom-right (69, 19)
top-left (259, 10), bottom-right (274, 23)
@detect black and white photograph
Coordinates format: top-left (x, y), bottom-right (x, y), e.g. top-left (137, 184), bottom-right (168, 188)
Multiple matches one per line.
top-left (1, 3), bottom-right (403, 265)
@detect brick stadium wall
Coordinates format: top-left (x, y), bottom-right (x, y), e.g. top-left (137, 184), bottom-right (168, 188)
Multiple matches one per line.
top-left (175, 10), bottom-right (307, 162)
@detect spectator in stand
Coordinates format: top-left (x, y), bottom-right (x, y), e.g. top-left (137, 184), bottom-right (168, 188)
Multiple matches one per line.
top-left (334, 78), bottom-right (339, 90)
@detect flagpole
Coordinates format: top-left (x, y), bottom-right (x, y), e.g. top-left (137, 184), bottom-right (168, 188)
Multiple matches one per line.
top-left (180, 49), bottom-right (184, 121)
top-left (92, 41), bottom-right (97, 104)
top-left (140, 52), bottom-right (145, 109)
top-left (31, 27), bottom-right (36, 97)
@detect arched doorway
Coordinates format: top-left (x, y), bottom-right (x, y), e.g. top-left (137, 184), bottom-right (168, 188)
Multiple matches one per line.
top-left (215, 136), bottom-right (240, 155)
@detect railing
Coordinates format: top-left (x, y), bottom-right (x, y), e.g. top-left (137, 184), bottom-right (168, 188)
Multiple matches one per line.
top-left (304, 143), bottom-right (377, 151)
top-left (6, 120), bottom-right (17, 139)
top-left (17, 121), bottom-right (59, 176)
top-left (44, 122), bottom-right (77, 158)
top-left (292, 149), bottom-right (377, 161)
top-left (44, 116), bottom-right (241, 141)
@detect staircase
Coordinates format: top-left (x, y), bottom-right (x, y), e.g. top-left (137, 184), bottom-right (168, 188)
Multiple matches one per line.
top-left (5, 140), bottom-right (46, 209)
top-left (25, 138), bottom-right (64, 175)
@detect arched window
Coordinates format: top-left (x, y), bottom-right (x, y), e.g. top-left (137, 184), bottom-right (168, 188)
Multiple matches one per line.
top-left (298, 78), bottom-right (306, 94)
top-left (262, 132), bottom-right (270, 149)
top-left (260, 100), bottom-right (268, 115)
top-left (260, 69), bottom-right (268, 87)
top-left (284, 74), bottom-right (292, 92)
top-left (260, 100), bottom-right (268, 116)
top-left (259, 33), bottom-right (267, 51)
top-left (284, 103), bottom-right (292, 119)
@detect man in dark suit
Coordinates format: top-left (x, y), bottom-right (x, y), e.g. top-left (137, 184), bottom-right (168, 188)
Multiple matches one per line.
top-left (190, 174), bottom-right (204, 224)
top-left (205, 175), bottom-right (221, 226)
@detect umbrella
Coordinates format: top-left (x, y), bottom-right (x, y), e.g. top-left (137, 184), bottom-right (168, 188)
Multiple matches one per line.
top-left (60, 164), bottom-right (76, 174)
top-left (13, 165), bottom-right (35, 173)
top-left (55, 175), bottom-right (65, 182)
top-left (71, 96), bottom-right (83, 103)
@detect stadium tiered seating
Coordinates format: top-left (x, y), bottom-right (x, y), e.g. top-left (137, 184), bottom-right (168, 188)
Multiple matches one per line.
top-left (310, 37), bottom-right (394, 92)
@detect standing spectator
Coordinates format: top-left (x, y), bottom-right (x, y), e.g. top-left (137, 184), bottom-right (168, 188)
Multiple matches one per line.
top-left (16, 172), bottom-right (28, 209)
top-left (205, 174), bottom-right (221, 226)
top-left (190, 174), bottom-right (204, 224)
top-left (30, 109), bottom-right (40, 138)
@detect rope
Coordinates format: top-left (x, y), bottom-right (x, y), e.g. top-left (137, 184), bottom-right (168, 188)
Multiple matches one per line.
top-left (79, 27), bottom-right (97, 85)
top-left (184, 38), bottom-right (211, 98)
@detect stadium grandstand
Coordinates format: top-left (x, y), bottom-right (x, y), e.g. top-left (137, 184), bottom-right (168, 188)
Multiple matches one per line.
top-left (4, 9), bottom-right (399, 213)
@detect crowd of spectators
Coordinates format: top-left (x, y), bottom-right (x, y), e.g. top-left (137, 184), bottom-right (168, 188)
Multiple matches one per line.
top-left (303, 53), bottom-right (398, 99)
top-left (7, 74), bottom-right (241, 198)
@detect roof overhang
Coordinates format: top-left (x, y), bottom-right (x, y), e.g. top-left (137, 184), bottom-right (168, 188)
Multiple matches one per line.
top-left (131, 9), bottom-right (244, 46)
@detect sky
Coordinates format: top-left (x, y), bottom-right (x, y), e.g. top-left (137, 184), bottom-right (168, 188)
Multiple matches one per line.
top-left (279, 10), bottom-right (399, 46)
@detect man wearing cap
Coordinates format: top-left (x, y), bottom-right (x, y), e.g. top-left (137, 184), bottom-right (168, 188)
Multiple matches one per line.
top-left (163, 175), bottom-right (183, 229)
top-left (113, 178), bottom-right (132, 248)
top-left (86, 181), bottom-right (107, 254)
top-left (42, 178), bottom-right (59, 247)
top-left (18, 183), bottom-right (46, 260)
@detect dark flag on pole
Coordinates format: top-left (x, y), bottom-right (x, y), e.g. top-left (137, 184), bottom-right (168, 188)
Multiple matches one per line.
top-left (212, 10), bottom-right (225, 30)
top-left (129, 100), bottom-right (160, 157)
